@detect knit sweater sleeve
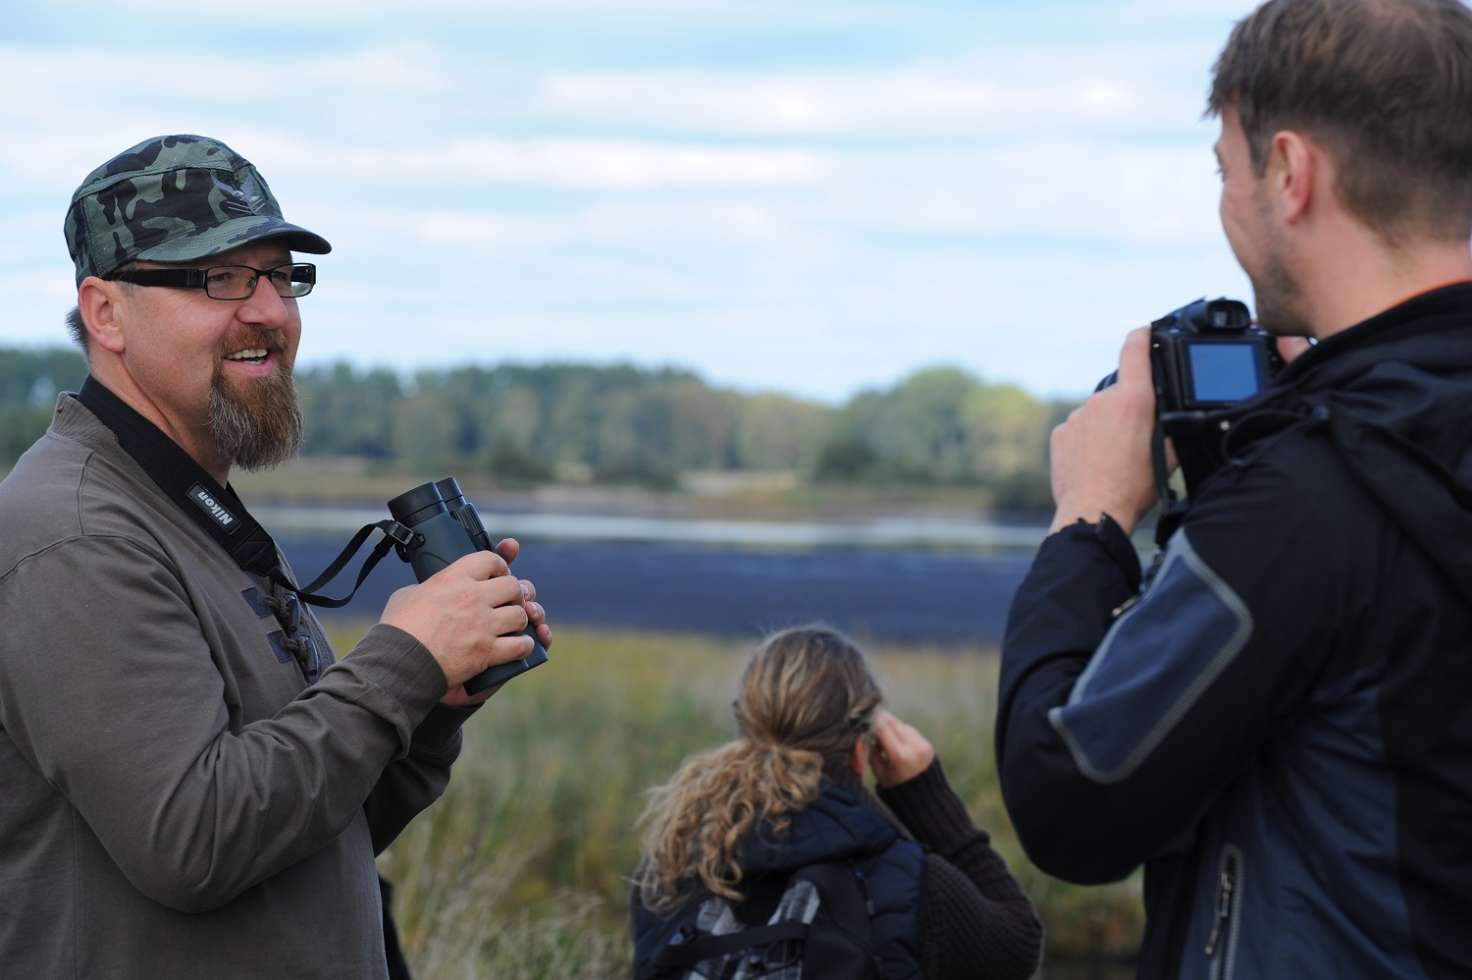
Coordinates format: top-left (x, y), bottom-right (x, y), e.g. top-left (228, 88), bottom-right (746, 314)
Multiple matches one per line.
top-left (877, 759), bottom-right (1043, 980)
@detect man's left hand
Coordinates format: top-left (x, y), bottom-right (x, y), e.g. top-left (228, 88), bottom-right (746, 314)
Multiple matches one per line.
top-left (440, 536), bottom-right (553, 707)
top-left (1048, 327), bottom-right (1163, 536)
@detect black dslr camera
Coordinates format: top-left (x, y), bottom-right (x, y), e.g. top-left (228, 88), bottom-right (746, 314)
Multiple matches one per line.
top-left (1097, 297), bottom-right (1283, 510)
top-left (1097, 297), bottom-right (1281, 412)
top-left (385, 477), bottom-right (549, 694)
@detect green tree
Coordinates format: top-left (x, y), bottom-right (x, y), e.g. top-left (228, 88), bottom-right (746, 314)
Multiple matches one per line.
top-left (298, 362), bottom-right (400, 457)
top-left (733, 393), bottom-right (832, 471)
top-left (0, 347), bottom-right (88, 464)
top-left (390, 384), bottom-right (461, 471)
top-left (3, 344), bottom-right (1067, 512)
top-left (961, 383), bottom-right (1051, 478)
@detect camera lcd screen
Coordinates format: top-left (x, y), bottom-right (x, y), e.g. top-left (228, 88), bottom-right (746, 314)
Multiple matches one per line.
top-left (1187, 342), bottom-right (1260, 403)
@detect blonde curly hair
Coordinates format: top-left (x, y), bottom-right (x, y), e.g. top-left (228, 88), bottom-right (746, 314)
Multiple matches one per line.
top-left (633, 626), bottom-right (882, 915)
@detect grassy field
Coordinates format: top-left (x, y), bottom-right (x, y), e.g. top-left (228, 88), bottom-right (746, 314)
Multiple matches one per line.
top-left (332, 623), bottom-right (1143, 979)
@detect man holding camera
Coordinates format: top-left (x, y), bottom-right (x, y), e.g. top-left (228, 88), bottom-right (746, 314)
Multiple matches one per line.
top-left (996, 1), bottom-right (1472, 977)
top-left (0, 135), bottom-right (552, 978)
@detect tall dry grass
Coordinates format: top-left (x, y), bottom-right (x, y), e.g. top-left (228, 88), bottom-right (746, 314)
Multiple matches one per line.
top-left (326, 624), bottom-right (1142, 979)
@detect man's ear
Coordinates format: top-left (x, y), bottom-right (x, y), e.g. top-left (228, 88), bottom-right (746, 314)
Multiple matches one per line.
top-left (1267, 129), bottom-right (1317, 226)
top-left (76, 277), bottom-right (128, 354)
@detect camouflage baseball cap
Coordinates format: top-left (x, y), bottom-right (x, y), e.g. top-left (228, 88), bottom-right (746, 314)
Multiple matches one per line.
top-left (64, 134), bottom-right (330, 286)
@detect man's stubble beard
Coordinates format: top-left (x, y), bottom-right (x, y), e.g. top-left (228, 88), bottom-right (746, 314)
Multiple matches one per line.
top-left (207, 361), bottom-right (303, 471)
top-left (1248, 199), bottom-right (1315, 338)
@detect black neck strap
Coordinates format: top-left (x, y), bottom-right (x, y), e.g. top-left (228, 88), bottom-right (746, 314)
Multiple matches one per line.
top-left (76, 376), bottom-right (412, 608)
top-left (79, 376), bottom-right (282, 577)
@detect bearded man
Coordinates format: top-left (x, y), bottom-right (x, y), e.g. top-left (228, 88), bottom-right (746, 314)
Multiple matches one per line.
top-left (0, 135), bottom-right (551, 978)
top-left (996, 0), bottom-right (1472, 977)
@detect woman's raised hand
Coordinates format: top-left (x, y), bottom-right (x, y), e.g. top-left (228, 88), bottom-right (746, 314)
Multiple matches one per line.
top-left (868, 709), bottom-right (936, 788)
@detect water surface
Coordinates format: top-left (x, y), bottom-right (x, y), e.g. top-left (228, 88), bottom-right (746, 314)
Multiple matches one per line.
top-left (269, 508), bottom-right (1046, 645)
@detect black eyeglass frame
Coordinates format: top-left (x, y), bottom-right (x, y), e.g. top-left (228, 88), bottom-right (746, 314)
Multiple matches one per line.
top-left (109, 262), bottom-right (316, 300)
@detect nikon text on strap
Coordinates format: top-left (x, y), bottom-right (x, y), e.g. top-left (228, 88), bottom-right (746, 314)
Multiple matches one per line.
top-left (76, 376), bottom-right (415, 609)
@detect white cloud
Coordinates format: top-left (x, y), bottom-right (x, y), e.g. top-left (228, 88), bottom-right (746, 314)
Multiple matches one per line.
top-left (1121, 0), bottom-right (1258, 18)
top-left (0, 125), bottom-right (827, 196)
top-left (94, 0), bottom-right (738, 12)
top-left (307, 197), bottom-right (827, 257)
top-left (539, 69), bottom-right (1200, 137)
top-left (820, 139), bottom-right (1223, 245)
top-left (315, 138), bottom-right (827, 191)
top-left (0, 273), bottom-right (75, 308)
top-left (285, 135), bottom-right (1224, 254)
top-left (0, 42), bottom-right (457, 193)
top-left (536, 40), bottom-right (1220, 138)
top-left (0, 43), bottom-right (449, 113)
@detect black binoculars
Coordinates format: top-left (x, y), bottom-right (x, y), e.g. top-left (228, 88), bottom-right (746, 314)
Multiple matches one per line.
top-left (386, 478), bottom-right (549, 694)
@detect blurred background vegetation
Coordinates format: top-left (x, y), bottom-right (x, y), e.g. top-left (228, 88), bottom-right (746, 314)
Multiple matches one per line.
top-left (362, 625), bottom-right (1141, 980)
top-left (0, 346), bottom-right (1074, 512)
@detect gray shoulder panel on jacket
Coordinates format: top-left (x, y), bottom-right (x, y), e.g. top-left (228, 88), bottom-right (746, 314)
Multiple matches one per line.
top-left (1047, 529), bottom-right (1253, 783)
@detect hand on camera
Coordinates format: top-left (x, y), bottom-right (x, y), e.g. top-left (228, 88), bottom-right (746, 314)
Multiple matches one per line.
top-left (868, 710), bottom-right (936, 788)
top-left (1048, 326), bottom-right (1167, 536)
top-left (380, 549), bottom-right (540, 702)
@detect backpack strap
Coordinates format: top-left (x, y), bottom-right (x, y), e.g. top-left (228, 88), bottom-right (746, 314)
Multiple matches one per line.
top-left (651, 920), bottom-right (809, 968)
top-left (795, 861), bottom-right (875, 931)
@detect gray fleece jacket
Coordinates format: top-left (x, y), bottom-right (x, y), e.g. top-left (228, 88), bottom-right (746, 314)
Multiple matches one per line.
top-left (0, 393), bottom-right (466, 978)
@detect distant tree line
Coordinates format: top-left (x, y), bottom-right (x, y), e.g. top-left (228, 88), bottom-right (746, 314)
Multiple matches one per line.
top-left (0, 348), bottom-right (87, 465)
top-left (0, 347), bottom-right (1072, 510)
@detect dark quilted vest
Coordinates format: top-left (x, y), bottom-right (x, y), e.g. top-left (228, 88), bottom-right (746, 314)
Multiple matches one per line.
top-left (632, 778), bottom-right (925, 979)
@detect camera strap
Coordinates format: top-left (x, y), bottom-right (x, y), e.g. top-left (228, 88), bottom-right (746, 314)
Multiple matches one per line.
top-left (1150, 422), bottom-right (1187, 549)
top-left (76, 375), bottom-right (415, 610)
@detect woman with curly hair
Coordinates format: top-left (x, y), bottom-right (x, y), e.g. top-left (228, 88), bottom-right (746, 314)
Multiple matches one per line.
top-left (630, 626), bottom-right (1042, 980)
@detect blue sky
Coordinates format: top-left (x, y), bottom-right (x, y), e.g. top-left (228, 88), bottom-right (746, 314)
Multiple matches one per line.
top-left (3, 0), bottom-right (1261, 402)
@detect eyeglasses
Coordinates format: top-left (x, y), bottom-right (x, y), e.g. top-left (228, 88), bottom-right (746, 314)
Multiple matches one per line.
top-left (110, 262), bottom-right (316, 300)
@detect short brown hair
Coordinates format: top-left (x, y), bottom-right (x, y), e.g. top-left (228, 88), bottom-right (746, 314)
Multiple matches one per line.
top-left (1208, 0), bottom-right (1472, 243)
top-left (65, 261), bottom-right (141, 356)
top-left (65, 306), bottom-right (88, 353)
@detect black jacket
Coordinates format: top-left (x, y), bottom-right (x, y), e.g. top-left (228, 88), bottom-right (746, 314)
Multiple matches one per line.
top-left (997, 283), bottom-right (1472, 979)
top-left (631, 776), bottom-right (926, 979)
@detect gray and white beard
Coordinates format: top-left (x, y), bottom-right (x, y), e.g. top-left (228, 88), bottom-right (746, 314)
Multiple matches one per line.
top-left (207, 366), bottom-right (303, 471)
